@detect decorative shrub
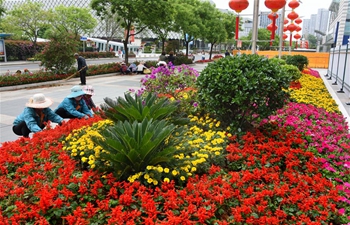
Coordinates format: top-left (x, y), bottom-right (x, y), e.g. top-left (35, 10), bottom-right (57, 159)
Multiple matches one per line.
top-left (285, 54), bottom-right (309, 71)
top-left (139, 64), bottom-right (199, 114)
top-left (196, 54), bottom-right (293, 132)
top-left (36, 32), bottom-right (79, 74)
top-left (174, 56), bottom-right (193, 65)
top-left (282, 64), bottom-right (302, 81)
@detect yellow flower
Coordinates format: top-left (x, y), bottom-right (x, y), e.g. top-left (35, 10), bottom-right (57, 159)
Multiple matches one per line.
top-left (164, 178), bottom-right (170, 183)
top-left (164, 168), bottom-right (170, 173)
top-left (180, 176), bottom-right (186, 181)
top-left (172, 170), bottom-right (178, 176)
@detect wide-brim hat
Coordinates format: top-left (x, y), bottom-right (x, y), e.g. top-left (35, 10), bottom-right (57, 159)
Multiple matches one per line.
top-left (67, 85), bottom-right (86, 98)
top-left (83, 85), bottom-right (95, 96)
top-left (25, 93), bottom-right (53, 108)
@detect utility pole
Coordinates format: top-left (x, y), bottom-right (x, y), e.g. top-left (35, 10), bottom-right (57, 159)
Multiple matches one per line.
top-left (278, 6), bottom-right (286, 58)
top-left (251, 0), bottom-right (259, 54)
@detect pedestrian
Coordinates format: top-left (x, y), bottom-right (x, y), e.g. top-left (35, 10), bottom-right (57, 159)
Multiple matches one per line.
top-left (82, 85), bottom-right (96, 110)
top-left (159, 51), bottom-right (167, 61)
top-left (74, 53), bottom-right (88, 85)
top-left (128, 63), bottom-right (137, 74)
top-left (14, 70), bottom-right (21, 75)
top-left (13, 93), bottom-right (63, 138)
top-left (55, 85), bottom-right (93, 119)
top-left (167, 51), bottom-right (176, 65)
top-left (120, 62), bottom-right (131, 75)
top-left (201, 51), bottom-right (205, 60)
top-left (23, 68), bottom-right (33, 75)
top-left (136, 62), bottom-right (148, 74)
top-left (237, 49), bottom-right (241, 56)
top-left (225, 50), bottom-right (230, 57)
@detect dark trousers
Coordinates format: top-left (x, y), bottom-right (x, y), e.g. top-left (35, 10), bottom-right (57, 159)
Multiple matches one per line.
top-left (80, 70), bottom-right (86, 85)
top-left (13, 121), bottom-right (44, 137)
top-left (55, 108), bottom-right (78, 119)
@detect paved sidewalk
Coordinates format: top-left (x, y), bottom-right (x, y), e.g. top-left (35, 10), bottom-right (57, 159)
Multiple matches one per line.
top-left (0, 64), bottom-right (349, 145)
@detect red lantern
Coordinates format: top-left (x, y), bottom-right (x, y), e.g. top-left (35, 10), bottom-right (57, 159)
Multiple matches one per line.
top-left (294, 33), bottom-right (301, 40)
top-left (229, 0), bottom-right (249, 41)
top-left (267, 23), bottom-right (278, 32)
top-left (287, 23), bottom-right (297, 32)
top-left (229, 0), bottom-right (249, 13)
top-left (264, 0), bottom-right (286, 12)
top-left (284, 18), bottom-right (289, 24)
top-left (268, 12), bottom-right (279, 20)
top-left (283, 33), bottom-right (288, 39)
top-left (283, 26), bottom-right (288, 32)
top-left (295, 17), bottom-right (302, 24)
top-left (287, 11), bottom-right (299, 21)
top-left (295, 26), bottom-right (301, 32)
top-left (288, 0), bottom-right (300, 9)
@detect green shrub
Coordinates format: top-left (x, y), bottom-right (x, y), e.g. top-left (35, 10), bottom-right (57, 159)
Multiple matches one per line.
top-left (282, 64), bottom-right (302, 81)
top-left (174, 56), bottom-right (193, 65)
top-left (196, 54), bottom-right (292, 132)
top-left (285, 54), bottom-right (309, 71)
top-left (36, 32), bottom-right (79, 74)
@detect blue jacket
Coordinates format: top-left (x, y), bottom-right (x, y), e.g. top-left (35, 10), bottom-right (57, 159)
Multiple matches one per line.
top-left (13, 107), bottom-right (63, 133)
top-left (55, 97), bottom-right (92, 118)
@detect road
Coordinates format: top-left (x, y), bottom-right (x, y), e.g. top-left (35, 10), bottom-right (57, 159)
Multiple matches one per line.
top-left (0, 54), bottom-right (208, 75)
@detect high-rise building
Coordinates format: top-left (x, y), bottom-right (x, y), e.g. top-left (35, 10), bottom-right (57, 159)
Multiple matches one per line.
top-left (315, 8), bottom-right (330, 37)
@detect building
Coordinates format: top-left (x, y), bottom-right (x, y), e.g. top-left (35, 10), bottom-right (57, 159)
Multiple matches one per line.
top-left (326, 0), bottom-right (350, 47)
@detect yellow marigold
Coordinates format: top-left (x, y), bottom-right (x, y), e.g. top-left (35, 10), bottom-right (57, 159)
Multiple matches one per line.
top-left (180, 176), bottom-right (186, 181)
top-left (172, 170), bottom-right (178, 176)
top-left (164, 168), bottom-right (170, 173)
top-left (164, 178), bottom-right (170, 183)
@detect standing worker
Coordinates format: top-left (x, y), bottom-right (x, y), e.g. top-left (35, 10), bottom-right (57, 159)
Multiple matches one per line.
top-left (74, 53), bottom-right (88, 85)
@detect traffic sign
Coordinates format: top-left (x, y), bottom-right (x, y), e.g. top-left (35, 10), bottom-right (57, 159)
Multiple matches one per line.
top-left (80, 36), bottom-right (87, 41)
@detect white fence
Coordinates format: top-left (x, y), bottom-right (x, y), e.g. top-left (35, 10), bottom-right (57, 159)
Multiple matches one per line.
top-left (326, 44), bottom-right (350, 97)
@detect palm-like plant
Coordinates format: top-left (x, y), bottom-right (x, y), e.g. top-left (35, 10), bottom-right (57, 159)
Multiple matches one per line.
top-left (101, 92), bottom-right (188, 125)
top-left (94, 118), bottom-right (177, 180)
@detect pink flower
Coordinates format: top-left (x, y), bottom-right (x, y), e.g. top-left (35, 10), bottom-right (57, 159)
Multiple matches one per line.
top-left (338, 208), bottom-right (345, 215)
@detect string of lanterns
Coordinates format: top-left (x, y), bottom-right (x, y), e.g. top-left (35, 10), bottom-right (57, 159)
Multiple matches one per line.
top-left (228, 0), bottom-right (303, 49)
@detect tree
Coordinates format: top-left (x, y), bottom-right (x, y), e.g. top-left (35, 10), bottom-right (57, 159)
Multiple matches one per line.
top-left (48, 5), bottom-right (97, 40)
top-left (92, 7), bottom-right (123, 52)
top-left (173, 0), bottom-right (204, 56)
top-left (307, 34), bottom-right (317, 49)
top-left (143, 1), bottom-right (177, 53)
top-left (0, 0), bottom-right (5, 21)
top-left (36, 32), bottom-right (79, 74)
top-left (200, 8), bottom-right (227, 59)
top-left (0, 1), bottom-right (49, 52)
top-left (91, 0), bottom-right (163, 64)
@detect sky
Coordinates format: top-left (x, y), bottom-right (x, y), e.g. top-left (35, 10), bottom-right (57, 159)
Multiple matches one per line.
top-left (212, 0), bottom-right (333, 20)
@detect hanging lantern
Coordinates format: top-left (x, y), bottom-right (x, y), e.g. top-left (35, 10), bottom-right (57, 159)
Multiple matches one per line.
top-left (294, 33), bottom-right (301, 49)
top-left (284, 18), bottom-right (289, 24)
top-left (283, 33), bottom-right (288, 39)
top-left (283, 26), bottom-right (288, 32)
top-left (229, 0), bottom-right (249, 13)
top-left (264, 0), bottom-right (286, 12)
top-left (288, 0), bottom-right (300, 9)
top-left (265, 0), bottom-right (286, 45)
top-left (295, 17), bottom-right (302, 24)
top-left (287, 23), bottom-right (297, 32)
top-left (294, 33), bottom-right (301, 40)
top-left (268, 12), bottom-right (279, 20)
top-left (295, 26), bottom-right (301, 32)
top-left (229, 0), bottom-right (249, 41)
top-left (287, 11), bottom-right (299, 21)
top-left (267, 23), bottom-right (278, 32)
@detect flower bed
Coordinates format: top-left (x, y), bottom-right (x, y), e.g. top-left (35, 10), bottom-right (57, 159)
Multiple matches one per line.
top-left (0, 66), bottom-right (349, 224)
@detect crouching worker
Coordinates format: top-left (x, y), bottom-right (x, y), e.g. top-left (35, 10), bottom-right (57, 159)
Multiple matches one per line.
top-left (13, 93), bottom-right (63, 138)
top-left (55, 85), bottom-right (93, 119)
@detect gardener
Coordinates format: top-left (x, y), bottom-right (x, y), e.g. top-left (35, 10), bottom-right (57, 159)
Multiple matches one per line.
top-left (74, 53), bottom-right (88, 85)
top-left (55, 85), bottom-right (93, 119)
top-left (13, 93), bottom-right (63, 138)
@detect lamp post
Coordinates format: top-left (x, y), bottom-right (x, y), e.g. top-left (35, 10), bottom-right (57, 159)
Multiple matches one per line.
top-left (338, 38), bottom-right (350, 93)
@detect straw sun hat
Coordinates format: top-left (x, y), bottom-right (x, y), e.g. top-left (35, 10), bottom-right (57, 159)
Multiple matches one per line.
top-left (25, 93), bottom-right (53, 108)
